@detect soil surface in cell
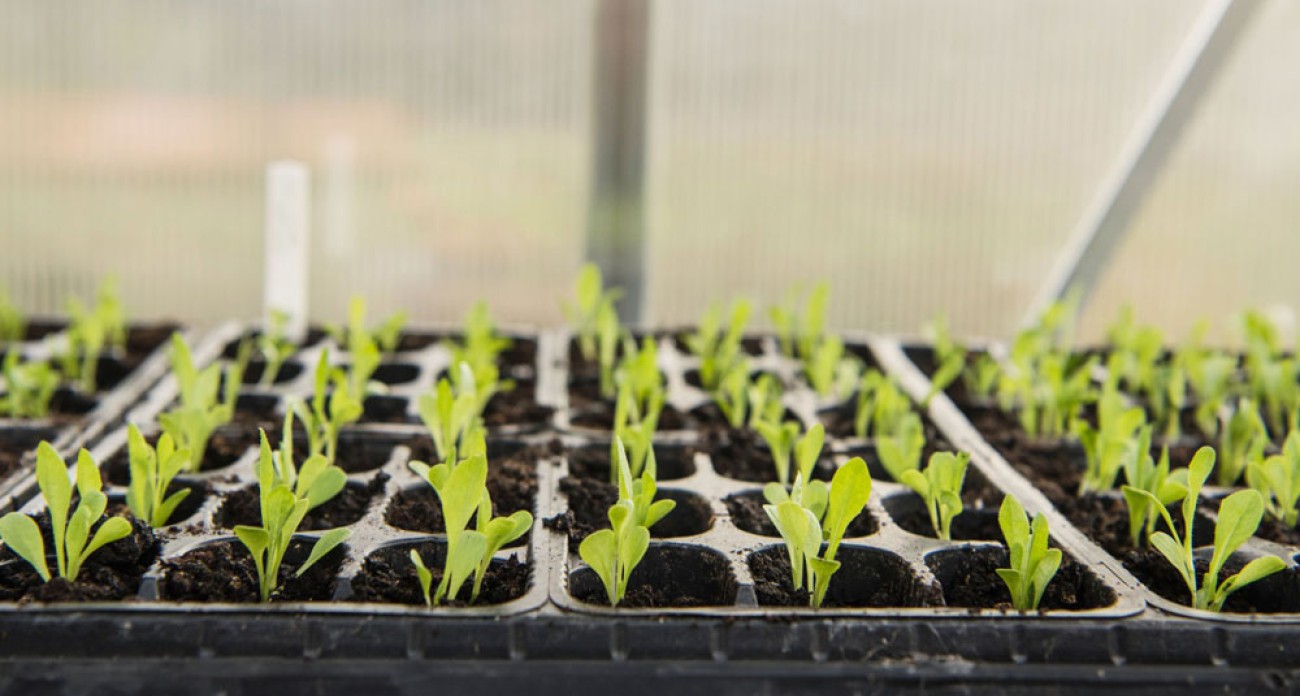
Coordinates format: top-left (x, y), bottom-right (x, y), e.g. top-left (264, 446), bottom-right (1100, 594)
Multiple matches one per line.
top-left (483, 381), bottom-right (554, 428)
top-left (104, 426), bottom-right (261, 486)
top-left (386, 442), bottom-right (549, 534)
top-left (724, 490), bottom-right (877, 539)
top-left (350, 542), bottom-right (530, 606)
top-left (0, 514), bottom-right (158, 603)
top-left (749, 545), bottom-right (941, 608)
top-left (570, 544), bottom-right (736, 608)
top-left (159, 539), bottom-right (344, 602)
top-left (932, 548), bottom-right (1115, 612)
top-left (216, 474), bottom-right (386, 531)
top-left (1124, 549), bottom-right (1300, 613)
top-left (697, 427), bottom-right (835, 483)
top-left (545, 480), bottom-right (713, 550)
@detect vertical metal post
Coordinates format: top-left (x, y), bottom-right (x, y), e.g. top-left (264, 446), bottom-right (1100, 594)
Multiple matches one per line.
top-left (1023, 0), bottom-right (1263, 326)
top-left (587, 0), bottom-right (650, 324)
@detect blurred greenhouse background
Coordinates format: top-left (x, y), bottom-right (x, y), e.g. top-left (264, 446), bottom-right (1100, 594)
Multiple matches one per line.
top-left (1, 0), bottom-right (1298, 344)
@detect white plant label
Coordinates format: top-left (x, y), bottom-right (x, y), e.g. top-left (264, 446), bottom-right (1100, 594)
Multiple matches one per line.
top-left (264, 161), bottom-right (310, 342)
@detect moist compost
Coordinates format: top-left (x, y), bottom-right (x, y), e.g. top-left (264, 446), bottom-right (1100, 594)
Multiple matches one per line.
top-left (215, 474), bottom-right (386, 531)
top-left (928, 546), bottom-right (1115, 611)
top-left (385, 446), bottom-right (541, 533)
top-left (545, 478), bottom-right (713, 549)
top-left (570, 544), bottom-right (736, 608)
top-left (159, 539), bottom-right (344, 602)
top-left (697, 427), bottom-right (835, 483)
top-left (482, 381), bottom-right (554, 428)
top-left (349, 542), bottom-right (530, 606)
top-left (0, 514), bottom-right (158, 603)
top-left (103, 426), bottom-right (261, 486)
top-left (724, 490), bottom-right (877, 538)
top-left (567, 394), bottom-right (692, 431)
top-left (1123, 548), bottom-right (1300, 613)
top-left (563, 443), bottom-right (695, 481)
top-left (749, 545), bottom-right (941, 608)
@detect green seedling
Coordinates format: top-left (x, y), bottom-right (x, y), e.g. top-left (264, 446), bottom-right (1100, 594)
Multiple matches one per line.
top-left (0, 289), bottom-right (23, 343)
top-left (595, 300), bottom-right (621, 398)
top-left (900, 451), bottom-right (969, 540)
top-left (769, 282), bottom-right (828, 361)
top-left (1, 352), bottom-right (59, 419)
top-left (291, 350), bottom-right (363, 468)
top-left (62, 278), bottom-right (127, 394)
top-left (763, 457), bottom-right (872, 608)
top-left (923, 314), bottom-right (966, 406)
top-left (1179, 325), bottom-right (1236, 440)
top-left (418, 365), bottom-right (481, 465)
top-left (1074, 384), bottom-right (1146, 495)
top-left (713, 357), bottom-right (752, 429)
top-left (447, 302), bottom-right (512, 387)
top-left (1247, 430), bottom-right (1300, 527)
top-left (233, 431), bottom-right (352, 602)
top-left (616, 335), bottom-right (664, 423)
top-left (756, 420), bottom-right (824, 488)
top-left (1119, 430), bottom-right (1188, 548)
top-left (612, 387), bottom-right (661, 482)
top-left (853, 370), bottom-right (912, 439)
top-left (266, 414), bottom-right (347, 510)
top-left (257, 309), bottom-right (297, 387)
top-left (327, 295), bottom-right (408, 357)
top-left (998, 295), bottom-right (1094, 440)
top-left (995, 495), bottom-right (1062, 611)
top-left (577, 438), bottom-right (675, 606)
top-left (803, 334), bottom-right (860, 399)
top-left (125, 425), bottom-right (193, 527)
top-left (407, 432), bottom-right (534, 606)
top-left (685, 299), bottom-right (751, 392)
top-left (1218, 400), bottom-right (1269, 487)
top-left (0, 444), bottom-right (133, 583)
top-left (967, 353), bottom-right (1001, 400)
top-left (159, 333), bottom-right (246, 472)
top-left (564, 263), bottom-right (622, 363)
top-left (1240, 309), bottom-right (1298, 437)
top-left (876, 413), bottom-right (925, 482)
top-left (1128, 447), bottom-right (1286, 612)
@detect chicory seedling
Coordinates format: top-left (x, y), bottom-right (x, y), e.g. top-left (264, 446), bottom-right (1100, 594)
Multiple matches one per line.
top-left (685, 299), bottom-right (751, 392)
top-left (125, 425), bottom-right (193, 527)
top-left (612, 386), bottom-right (661, 482)
top-left (1218, 399), bottom-right (1269, 487)
top-left (159, 333), bottom-right (246, 472)
top-left (564, 263), bottom-right (622, 364)
top-left (257, 309), bottom-right (297, 387)
top-left (0, 444), bottom-right (132, 583)
top-left (327, 296), bottom-right (407, 357)
top-left (233, 431), bottom-right (352, 602)
top-left (853, 370), bottom-right (912, 439)
top-left (0, 352), bottom-right (59, 419)
top-left (756, 420), bottom-right (824, 488)
top-left (1247, 430), bottom-right (1300, 526)
top-left (899, 451), bottom-right (969, 541)
top-left (923, 314), bottom-right (966, 407)
top-left (292, 350), bottom-right (363, 468)
top-left (1118, 430), bottom-right (1187, 548)
top-left (995, 495), bottom-right (1061, 611)
top-left (615, 335), bottom-right (664, 423)
top-left (876, 413), bottom-right (925, 482)
top-left (407, 432), bottom-right (534, 606)
top-left (418, 365), bottom-right (480, 465)
top-left (1128, 447), bottom-right (1286, 612)
top-left (578, 438), bottom-right (674, 606)
top-left (763, 457), bottom-right (872, 608)
top-left (1074, 384), bottom-right (1145, 495)
top-left (61, 278), bottom-right (126, 394)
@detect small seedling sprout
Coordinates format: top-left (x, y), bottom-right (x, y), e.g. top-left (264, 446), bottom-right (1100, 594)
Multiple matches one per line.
top-left (125, 425), bottom-right (194, 527)
top-left (995, 495), bottom-right (1061, 611)
top-left (0, 444), bottom-right (133, 583)
top-left (1127, 447), bottom-right (1286, 612)
top-left (0, 352), bottom-right (59, 419)
top-left (899, 451), bottom-right (969, 540)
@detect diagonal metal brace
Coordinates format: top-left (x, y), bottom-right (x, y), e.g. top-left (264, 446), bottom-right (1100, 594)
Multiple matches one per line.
top-left (1023, 0), bottom-right (1265, 327)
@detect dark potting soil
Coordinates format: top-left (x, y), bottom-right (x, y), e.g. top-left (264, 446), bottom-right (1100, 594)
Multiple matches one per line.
top-left (748, 545), bottom-right (942, 608)
top-left (103, 426), bottom-right (261, 486)
top-left (563, 443), bottom-right (696, 482)
top-left (927, 546), bottom-right (1115, 612)
top-left (687, 401), bottom-right (802, 431)
top-left (570, 544), bottom-right (737, 608)
top-left (0, 514), bottom-right (158, 603)
top-left (107, 480), bottom-right (209, 527)
top-left (883, 495), bottom-right (1002, 541)
top-left (1253, 517), bottom-right (1300, 546)
top-left (697, 427), bottom-right (835, 483)
top-left (0, 426), bottom-right (62, 482)
top-left (158, 538), bottom-right (344, 602)
top-left (544, 479), bottom-right (713, 550)
top-left (724, 490), bottom-right (877, 539)
top-left (357, 395), bottom-right (415, 425)
top-left (349, 541), bottom-right (530, 606)
top-left (567, 395), bottom-right (692, 432)
top-left (214, 474), bottom-right (387, 531)
top-left (668, 333), bottom-right (767, 358)
top-left (1123, 547), bottom-right (1300, 613)
top-left (385, 445), bottom-right (542, 534)
top-left (482, 381), bottom-right (554, 428)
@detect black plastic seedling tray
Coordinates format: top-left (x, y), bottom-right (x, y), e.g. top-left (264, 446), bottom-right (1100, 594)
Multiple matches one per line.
top-left (1, 324), bottom-right (1298, 694)
top-left (0, 321), bottom-right (178, 510)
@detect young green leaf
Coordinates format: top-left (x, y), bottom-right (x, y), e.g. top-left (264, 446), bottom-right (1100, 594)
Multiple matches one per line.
top-left (996, 495), bottom-right (1062, 611)
top-left (125, 425), bottom-right (194, 527)
top-left (899, 451), bottom-right (968, 540)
